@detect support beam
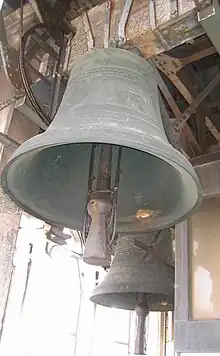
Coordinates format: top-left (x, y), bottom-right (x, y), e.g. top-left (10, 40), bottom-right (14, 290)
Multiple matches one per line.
top-left (154, 50), bottom-right (220, 150)
top-left (179, 68), bottom-right (208, 153)
top-left (67, 0), bottom-right (204, 69)
top-left (176, 72), bottom-right (220, 130)
top-left (2, 1), bottom-right (206, 70)
top-left (150, 59), bottom-right (202, 155)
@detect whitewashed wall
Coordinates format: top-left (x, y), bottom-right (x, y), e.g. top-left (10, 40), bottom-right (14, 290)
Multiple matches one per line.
top-left (0, 213), bottom-right (171, 356)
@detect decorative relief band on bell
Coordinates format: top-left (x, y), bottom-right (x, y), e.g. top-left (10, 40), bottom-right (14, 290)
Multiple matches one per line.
top-left (71, 67), bottom-right (157, 87)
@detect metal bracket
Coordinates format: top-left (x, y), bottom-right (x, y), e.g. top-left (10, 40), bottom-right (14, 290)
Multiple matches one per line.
top-left (117, 0), bottom-right (133, 46)
top-left (153, 44), bottom-right (219, 150)
top-left (104, 0), bottom-right (111, 48)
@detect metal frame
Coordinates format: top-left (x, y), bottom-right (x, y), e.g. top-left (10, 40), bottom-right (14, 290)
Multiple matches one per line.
top-left (150, 59), bottom-right (202, 155)
top-left (154, 43), bottom-right (220, 154)
top-left (175, 153), bottom-right (220, 352)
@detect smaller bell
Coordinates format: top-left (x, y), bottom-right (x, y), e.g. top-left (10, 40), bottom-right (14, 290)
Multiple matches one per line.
top-left (90, 229), bottom-right (174, 355)
top-left (90, 229), bottom-right (174, 310)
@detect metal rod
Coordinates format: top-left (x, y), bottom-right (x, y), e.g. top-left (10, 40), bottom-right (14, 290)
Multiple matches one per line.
top-left (104, 0), bottom-right (111, 48)
top-left (108, 146), bottom-right (123, 246)
top-left (88, 144), bottom-right (96, 196)
top-left (134, 293), bottom-right (149, 355)
top-left (113, 146), bottom-right (122, 190)
top-left (117, 0), bottom-right (133, 45)
top-left (96, 144), bottom-right (112, 191)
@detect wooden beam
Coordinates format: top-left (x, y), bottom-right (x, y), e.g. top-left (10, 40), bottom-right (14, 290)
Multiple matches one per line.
top-left (182, 46), bottom-right (216, 66)
top-left (2, 1), bottom-right (205, 71)
top-left (67, 0), bottom-right (204, 70)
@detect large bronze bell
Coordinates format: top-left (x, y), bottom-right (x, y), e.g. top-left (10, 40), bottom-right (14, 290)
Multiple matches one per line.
top-left (1, 48), bottom-right (202, 234)
top-left (90, 229), bottom-right (174, 311)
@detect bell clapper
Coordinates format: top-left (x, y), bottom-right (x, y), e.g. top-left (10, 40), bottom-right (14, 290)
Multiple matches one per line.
top-left (134, 292), bottom-right (149, 355)
top-left (83, 144), bottom-right (113, 266)
top-left (83, 144), bottom-right (123, 266)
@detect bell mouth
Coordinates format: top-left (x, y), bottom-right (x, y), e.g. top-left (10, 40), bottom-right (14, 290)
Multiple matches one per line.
top-left (1, 134), bottom-right (202, 233)
top-left (90, 291), bottom-right (174, 311)
top-left (83, 256), bottom-right (111, 268)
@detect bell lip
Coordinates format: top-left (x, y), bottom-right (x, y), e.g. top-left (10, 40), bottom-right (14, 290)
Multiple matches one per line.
top-left (83, 256), bottom-right (111, 268)
top-left (90, 292), bottom-right (174, 311)
top-left (1, 129), bottom-right (203, 230)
